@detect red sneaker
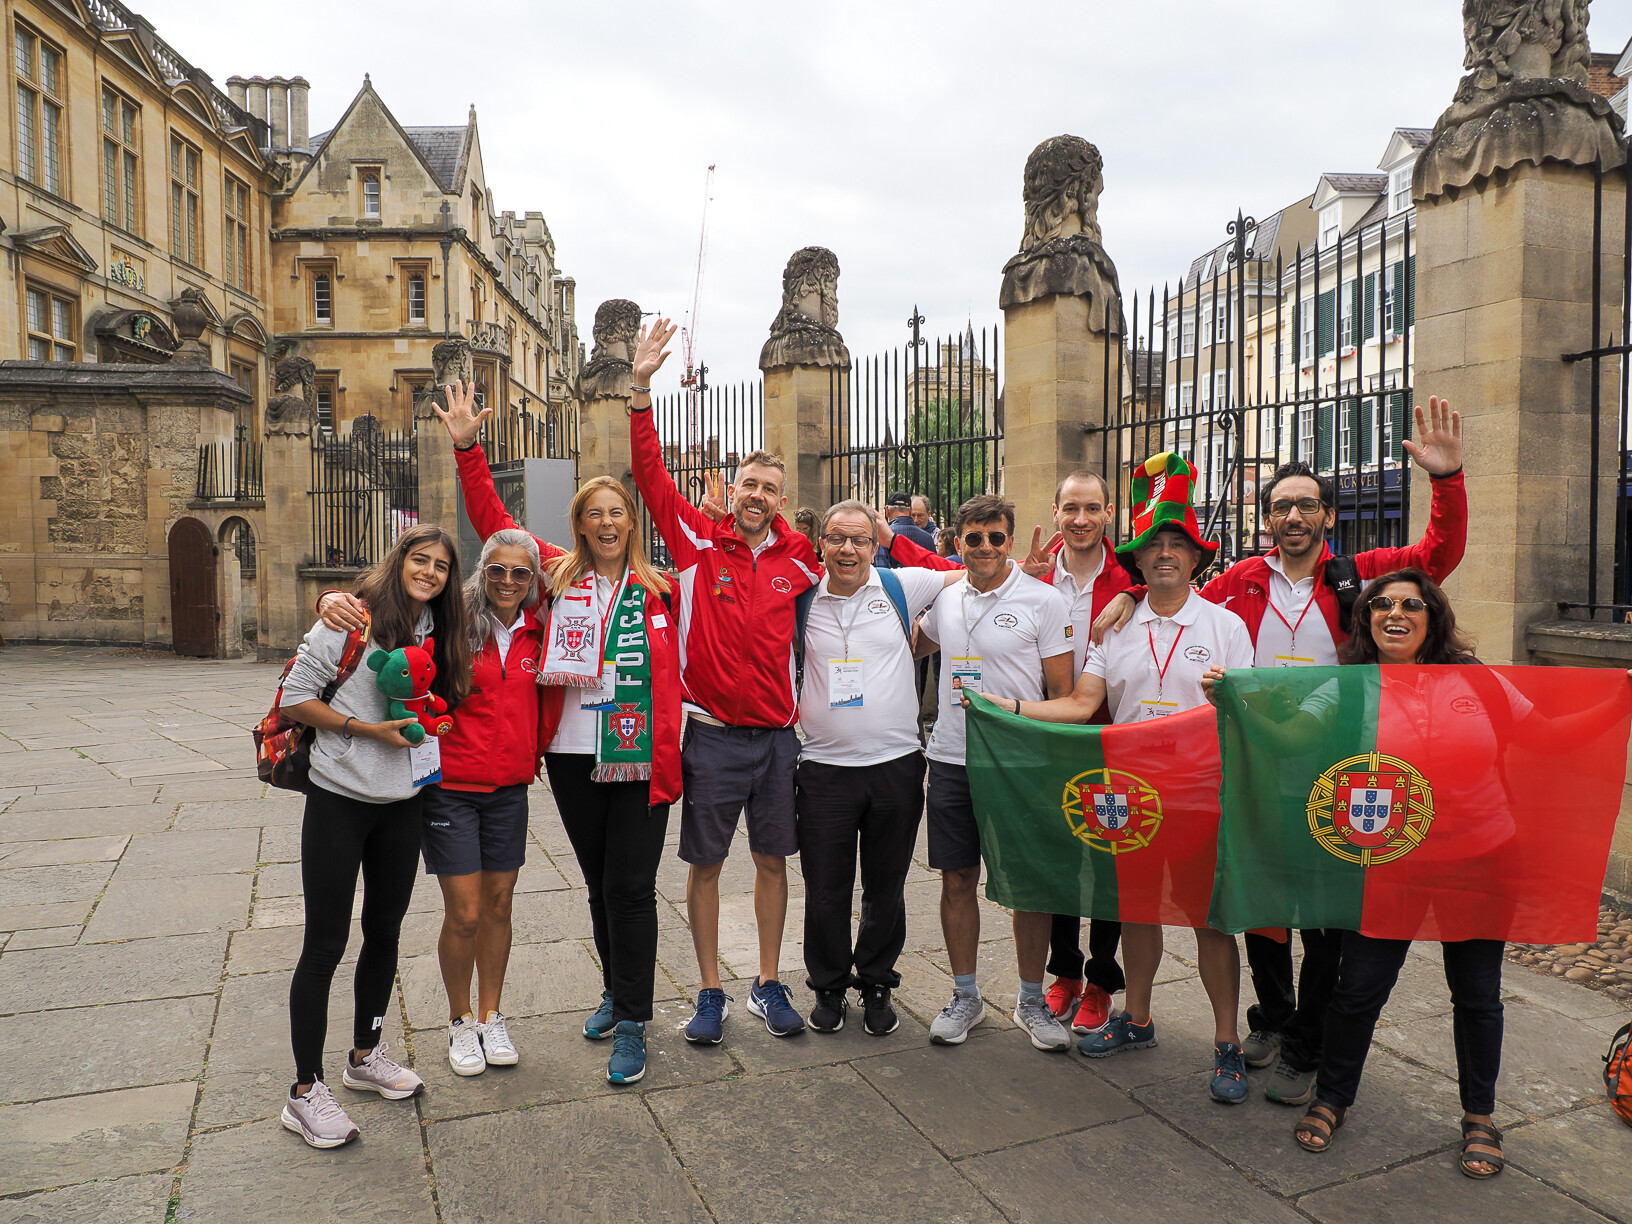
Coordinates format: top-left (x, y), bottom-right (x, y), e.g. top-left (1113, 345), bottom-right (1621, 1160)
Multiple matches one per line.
top-left (1043, 976), bottom-right (1085, 1020)
top-left (1072, 983), bottom-right (1112, 1034)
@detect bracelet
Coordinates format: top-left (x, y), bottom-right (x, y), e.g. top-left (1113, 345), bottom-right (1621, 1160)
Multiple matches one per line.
top-left (341, 716), bottom-right (355, 739)
top-left (1014, 699), bottom-right (1022, 715)
top-left (453, 441), bottom-right (476, 452)
top-left (1429, 466), bottom-right (1462, 480)
top-left (629, 385), bottom-right (651, 394)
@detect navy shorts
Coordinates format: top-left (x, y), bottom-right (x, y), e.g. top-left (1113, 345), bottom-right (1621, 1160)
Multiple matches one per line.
top-left (421, 783), bottom-right (530, 876)
top-left (678, 720), bottom-right (800, 866)
top-left (925, 758), bottom-right (980, 872)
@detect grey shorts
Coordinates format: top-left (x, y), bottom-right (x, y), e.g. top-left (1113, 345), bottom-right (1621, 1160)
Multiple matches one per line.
top-left (678, 720), bottom-right (800, 866)
top-left (925, 758), bottom-right (980, 872)
top-left (421, 783), bottom-right (530, 876)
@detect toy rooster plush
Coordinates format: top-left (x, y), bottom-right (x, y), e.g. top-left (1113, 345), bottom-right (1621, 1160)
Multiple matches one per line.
top-left (366, 638), bottom-right (455, 745)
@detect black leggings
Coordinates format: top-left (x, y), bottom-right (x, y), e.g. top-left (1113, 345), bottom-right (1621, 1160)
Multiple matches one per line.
top-left (289, 784), bottom-right (423, 1083)
top-left (545, 753), bottom-right (670, 1023)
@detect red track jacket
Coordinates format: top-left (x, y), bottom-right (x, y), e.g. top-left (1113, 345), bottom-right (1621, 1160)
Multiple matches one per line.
top-left (437, 605), bottom-right (547, 788)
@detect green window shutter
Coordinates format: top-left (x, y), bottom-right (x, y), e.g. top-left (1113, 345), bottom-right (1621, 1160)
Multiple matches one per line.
top-left (1316, 290), bottom-right (1335, 356)
top-left (1359, 397), bottom-right (1375, 464)
top-left (1291, 303), bottom-right (1301, 361)
top-left (1389, 392), bottom-right (1406, 462)
top-left (1404, 254), bottom-right (1416, 326)
top-left (1363, 272), bottom-right (1376, 340)
top-left (1316, 401), bottom-right (1335, 470)
top-left (1390, 261), bottom-right (1404, 334)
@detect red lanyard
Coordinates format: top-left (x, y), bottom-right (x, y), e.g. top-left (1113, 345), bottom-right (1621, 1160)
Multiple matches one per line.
top-left (1148, 623), bottom-right (1185, 698)
top-left (1267, 591), bottom-right (1316, 648)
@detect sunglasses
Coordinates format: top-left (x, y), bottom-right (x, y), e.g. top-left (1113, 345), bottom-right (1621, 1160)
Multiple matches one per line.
top-left (961, 531), bottom-right (1009, 549)
top-left (1367, 595), bottom-right (1426, 614)
top-left (484, 564), bottom-right (534, 584)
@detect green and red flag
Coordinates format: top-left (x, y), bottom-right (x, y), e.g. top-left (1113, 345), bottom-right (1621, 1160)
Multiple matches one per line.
top-left (964, 693), bottom-right (1222, 925)
top-left (1209, 665), bottom-right (1632, 944)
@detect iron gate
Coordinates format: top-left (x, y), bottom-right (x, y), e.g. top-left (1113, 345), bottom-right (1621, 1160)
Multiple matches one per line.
top-left (642, 379), bottom-right (764, 568)
top-left (309, 417), bottom-right (419, 569)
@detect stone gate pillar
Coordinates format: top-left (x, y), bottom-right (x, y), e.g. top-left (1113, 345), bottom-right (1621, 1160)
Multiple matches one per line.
top-left (415, 338), bottom-right (471, 538)
top-left (760, 247), bottom-right (850, 515)
top-left (261, 377), bottom-right (317, 655)
top-left (576, 300), bottom-right (640, 488)
top-left (999, 136), bottom-right (1123, 537)
top-left (1410, 1), bottom-right (1627, 663)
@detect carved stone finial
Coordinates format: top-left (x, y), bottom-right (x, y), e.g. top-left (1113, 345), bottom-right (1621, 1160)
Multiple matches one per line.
top-left (999, 135), bottom-right (1122, 334)
top-left (578, 299), bottom-right (641, 400)
top-left (1416, 0), bottom-right (1626, 202)
top-left (168, 288), bottom-right (212, 366)
top-left (265, 352), bottom-right (317, 437)
top-left (758, 247), bottom-right (850, 372)
top-left (415, 338), bottom-right (473, 419)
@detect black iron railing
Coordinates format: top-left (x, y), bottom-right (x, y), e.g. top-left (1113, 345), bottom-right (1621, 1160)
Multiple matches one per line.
top-left (195, 425), bottom-right (263, 502)
top-left (309, 417), bottom-right (419, 569)
top-left (477, 398), bottom-right (578, 469)
top-left (642, 379), bottom-right (764, 569)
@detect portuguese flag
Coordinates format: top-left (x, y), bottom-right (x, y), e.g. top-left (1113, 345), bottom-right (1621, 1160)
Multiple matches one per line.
top-left (1209, 665), bottom-right (1632, 944)
top-left (964, 693), bottom-right (1222, 925)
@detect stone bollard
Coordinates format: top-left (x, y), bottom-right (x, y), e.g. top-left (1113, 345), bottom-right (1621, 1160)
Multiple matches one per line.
top-left (577, 300), bottom-right (641, 490)
top-left (760, 247), bottom-right (850, 515)
top-left (261, 389), bottom-right (317, 656)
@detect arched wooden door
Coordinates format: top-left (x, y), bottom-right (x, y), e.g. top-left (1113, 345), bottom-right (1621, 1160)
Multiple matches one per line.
top-left (169, 517), bottom-right (217, 657)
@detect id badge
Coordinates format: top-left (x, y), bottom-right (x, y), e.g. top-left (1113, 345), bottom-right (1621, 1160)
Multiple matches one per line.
top-left (950, 656), bottom-right (982, 692)
top-left (580, 663), bottom-right (616, 711)
top-left (1273, 654), bottom-right (1314, 667)
top-left (828, 659), bottom-right (863, 709)
top-left (409, 737), bottom-right (442, 787)
top-left (1138, 697), bottom-right (1178, 720)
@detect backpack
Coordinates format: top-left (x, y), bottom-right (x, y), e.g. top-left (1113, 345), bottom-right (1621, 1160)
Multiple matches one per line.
top-left (1605, 1021), bottom-right (1632, 1127)
top-left (253, 621), bottom-right (370, 792)
top-left (1323, 553), bottom-right (1364, 634)
top-left (793, 569), bottom-right (914, 691)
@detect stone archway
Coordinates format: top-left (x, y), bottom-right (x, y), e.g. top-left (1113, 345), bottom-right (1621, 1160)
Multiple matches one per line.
top-left (168, 517), bottom-right (217, 656)
top-left (217, 515), bottom-right (261, 656)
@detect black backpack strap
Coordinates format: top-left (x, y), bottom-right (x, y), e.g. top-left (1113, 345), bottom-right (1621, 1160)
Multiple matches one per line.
top-left (1323, 554), bottom-right (1363, 634)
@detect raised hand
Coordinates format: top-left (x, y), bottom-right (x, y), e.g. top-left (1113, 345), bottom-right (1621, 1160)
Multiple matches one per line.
top-left (633, 318), bottom-right (678, 386)
top-left (431, 377), bottom-right (490, 450)
top-left (871, 507), bottom-right (895, 548)
top-left (1401, 395), bottom-right (1462, 476)
top-left (1020, 526), bottom-right (1061, 579)
top-left (700, 471), bottom-right (728, 522)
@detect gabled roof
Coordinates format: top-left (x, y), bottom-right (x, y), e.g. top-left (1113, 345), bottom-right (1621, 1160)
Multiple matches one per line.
top-left (12, 225), bottom-right (99, 274)
top-left (290, 78), bottom-right (471, 197)
top-left (1319, 173), bottom-right (1388, 195)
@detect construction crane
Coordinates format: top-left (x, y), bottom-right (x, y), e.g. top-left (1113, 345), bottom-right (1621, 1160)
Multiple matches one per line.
top-left (680, 165), bottom-right (715, 450)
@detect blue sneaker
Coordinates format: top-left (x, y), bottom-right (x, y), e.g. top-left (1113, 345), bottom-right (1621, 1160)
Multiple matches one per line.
top-left (583, 990), bottom-right (616, 1040)
top-left (1078, 1010), bottom-right (1158, 1058)
top-left (747, 977), bottom-right (806, 1037)
top-left (1210, 1041), bottom-right (1249, 1104)
top-left (607, 1020), bottom-right (647, 1084)
top-left (684, 988), bottom-right (731, 1044)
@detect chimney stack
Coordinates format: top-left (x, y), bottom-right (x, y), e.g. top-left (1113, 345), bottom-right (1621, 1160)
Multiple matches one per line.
top-left (289, 76), bottom-right (310, 150)
top-left (246, 75), bottom-right (268, 149)
top-left (226, 75), bottom-right (247, 109)
top-left (267, 77), bottom-right (290, 149)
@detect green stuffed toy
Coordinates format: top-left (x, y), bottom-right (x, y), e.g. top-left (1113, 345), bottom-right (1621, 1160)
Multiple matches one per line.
top-left (365, 638), bottom-right (454, 746)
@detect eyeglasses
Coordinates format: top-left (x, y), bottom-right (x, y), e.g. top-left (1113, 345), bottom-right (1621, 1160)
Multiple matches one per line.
top-left (1367, 595), bottom-right (1427, 614)
top-left (1267, 497), bottom-right (1326, 520)
top-left (962, 531), bottom-right (1009, 549)
top-left (484, 564), bottom-right (534, 584)
top-left (821, 533), bottom-right (875, 551)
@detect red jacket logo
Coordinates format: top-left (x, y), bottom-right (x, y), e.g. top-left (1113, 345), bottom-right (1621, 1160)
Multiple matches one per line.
top-left (771, 576), bottom-right (793, 593)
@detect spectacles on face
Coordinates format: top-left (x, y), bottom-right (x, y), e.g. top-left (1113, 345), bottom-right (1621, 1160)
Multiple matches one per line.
top-left (962, 531), bottom-right (1008, 549)
top-left (821, 533), bottom-right (875, 552)
top-left (484, 564), bottom-right (534, 585)
top-left (1267, 497), bottom-right (1326, 520)
top-left (1367, 595), bottom-right (1427, 615)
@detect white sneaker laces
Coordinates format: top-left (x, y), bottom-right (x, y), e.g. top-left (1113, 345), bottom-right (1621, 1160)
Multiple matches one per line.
top-left (483, 1014), bottom-right (512, 1049)
top-left (304, 1080), bottom-right (349, 1123)
top-left (449, 1024), bottom-right (482, 1061)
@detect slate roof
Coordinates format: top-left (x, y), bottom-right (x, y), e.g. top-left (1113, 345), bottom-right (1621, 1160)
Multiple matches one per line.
top-left (1396, 127), bottom-right (1432, 149)
top-left (1180, 209), bottom-right (1289, 290)
top-left (1321, 173), bottom-right (1388, 194)
top-left (403, 126), bottom-right (467, 192)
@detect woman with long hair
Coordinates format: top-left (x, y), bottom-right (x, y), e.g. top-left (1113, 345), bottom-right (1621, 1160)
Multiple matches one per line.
top-left (277, 523), bottom-right (469, 1149)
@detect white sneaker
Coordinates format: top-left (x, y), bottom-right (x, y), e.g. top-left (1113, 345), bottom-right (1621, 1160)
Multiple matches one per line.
top-left (928, 989), bottom-right (986, 1045)
top-left (1012, 995), bottom-right (1072, 1051)
top-left (281, 1080), bottom-right (359, 1148)
top-left (340, 1041), bottom-right (424, 1099)
top-left (480, 1011), bottom-right (518, 1066)
top-left (447, 1014), bottom-right (486, 1076)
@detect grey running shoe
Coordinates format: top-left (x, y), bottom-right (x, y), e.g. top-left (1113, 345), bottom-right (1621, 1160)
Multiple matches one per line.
top-left (341, 1041), bottom-right (424, 1100)
top-left (481, 1012), bottom-right (518, 1066)
top-left (281, 1080), bottom-right (359, 1149)
top-left (1265, 1056), bottom-right (1318, 1105)
top-left (1012, 995), bottom-right (1072, 1051)
top-left (1241, 1028), bottom-right (1283, 1068)
top-left (928, 989), bottom-right (986, 1045)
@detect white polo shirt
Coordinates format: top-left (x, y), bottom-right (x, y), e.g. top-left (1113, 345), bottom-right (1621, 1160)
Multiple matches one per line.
top-left (1086, 589), bottom-right (1253, 724)
top-left (921, 561), bottom-right (1072, 765)
top-left (1052, 542), bottom-right (1109, 672)
top-left (799, 567), bottom-right (948, 767)
top-left (1252, 554), bottom-right (1339, 668)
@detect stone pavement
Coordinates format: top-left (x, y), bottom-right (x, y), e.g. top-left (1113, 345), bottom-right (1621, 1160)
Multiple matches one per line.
top-left (0, 644), bottom-right (1629, 1224)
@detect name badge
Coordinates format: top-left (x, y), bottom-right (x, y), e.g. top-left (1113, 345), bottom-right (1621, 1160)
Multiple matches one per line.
top-left (1138, 697), bottom-right (1179, 719)
top-left (409, 737), bottom-right (442, 787)
top-left (828, 659), bottom-right (863, 708)
top-left (950, 656), bottom-right (982, 692)
top-left (1274, 654), bottom-right (1315, 667)
top-left (580, 663), bottom-right (616, 711)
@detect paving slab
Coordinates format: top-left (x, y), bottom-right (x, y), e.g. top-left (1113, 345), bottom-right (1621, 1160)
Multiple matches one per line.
top-left (1507, 1104), bottom-right (1632, 1221)
top-left (154, 778), bottom-right (272, 805)
top-left (1070, 968), bottom-right (1221, 1090)
top-left (172, 797), bottom-right (299, 830)
top-left (83, 873), bottom-right (252, 942)
top-left (0, 995), bottom-right (214, 1104)
top-left (254, 860), bottom-right (304, 898)
top-left (1501, 965), bottom-right (1632, 1021)
top-left (3, 924), bottom-right (82, 949)
top-left (0, 1080), bottom-right (195, 1195)
top-left (0, 1171), bottom-right (172, 1224)
top-left (0, 932), bottom-right (226, 1012)
top-left (258, 824), bottom-right (301, 863)
top-left (0, 805), bottom-right (172, 841)
top-left (249, 894), bottom-right (309, 928)
top-left (14, 782), bottom-right (160, 806)
top-left (399, 938), bottom-right (605, 1027)
top-left (0, 835), bottom-right (129, 869)
top-left (0, 899), bottom-right (92, 931)
top-left (0, 861), bottom-right (114, 907)
top-left (1296, 1151), bottom-right (1613, 1223)
top-left (427, 1095), bottom-right (709, 1224)
top-left (113, 828), bottom-right (259, 880)
top-left (715, 975), bottom-right (932, 1074)
top-left (226, 924), bottom-right (312, 975)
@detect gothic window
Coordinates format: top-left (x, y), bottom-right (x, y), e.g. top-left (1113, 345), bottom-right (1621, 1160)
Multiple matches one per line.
top-left (170, 134), bottom-right (202, 266)
top-left (314, 375), bottom-right (337, 431)
top-left (16, 25), bottom-right (64, 195)
top-left (224, 174), bottom-right (251, 292)
top-left (311, 270), bottom-right (333, 325)
top-left (102, 85), bottom-right (140, 232)
top-left (360, 169), bottom-right (380, 217)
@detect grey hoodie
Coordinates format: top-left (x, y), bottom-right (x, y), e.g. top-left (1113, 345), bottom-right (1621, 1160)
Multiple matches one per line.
top-left (280, 608), bottom-right (434, 803)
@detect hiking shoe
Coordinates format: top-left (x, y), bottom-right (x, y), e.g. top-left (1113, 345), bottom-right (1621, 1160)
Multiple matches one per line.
top-left (607, 1020), bottom-right (647, 1084)
top-left (281, 1080), bottom-right (359, 1148)
top-left (1013, 995), bottom-right (1072, 1051)
top-left (861, 984), bottom-right (899, 1036)
top-left (446, 1015), bottom-right (486, 1077)
top-left (584, 990), bottom-right (617, 1040)
top-left (1211, 1042), bottom-right (1249, 1104)
top-left (1241, 1028), bottom-right (1282, 1068)
top-left (684, 988), bottom-right (731, 1044)
top-left (1078, 1011), bottom-right (1157, 1058)
top-left (747, 978), bottom-right (806, 1037)
top-left (1265, 1056), bottom-right (1318, 1106)
top-left (480, 1011), bottom-right (518, 1067)
top-left (809, 988), bottom-right (848, 1033)
top-left (929, 989), bottom-right (986, 1045)
top-left (341, 1042), bottom-right (423, 1099)
top-left (1044, 976), bottom-right (1085, 1020)
top-left (1071, 983), bottom-right (1113, 1034)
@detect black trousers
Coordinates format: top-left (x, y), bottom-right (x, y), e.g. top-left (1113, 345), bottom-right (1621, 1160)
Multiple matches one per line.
top-left (289, 784), bottom-right (423, 1084)
top-left (795, 752), bottom-right (926, 992)
top-left (1244, 928), bottom-right (1345, 1072)
top-left (1045, 916), bottom-right (1126, 995)
top-left (545, 753), bottom-right (670, 1023)
top-left (1317, 933), bottom-right (1504, 1115)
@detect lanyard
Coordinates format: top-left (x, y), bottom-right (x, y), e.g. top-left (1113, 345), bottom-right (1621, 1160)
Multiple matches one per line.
top-left (828, 584), bottom-right (869, 658)
top-left (961, 567), bottom-right (1011, 656)
top-left (1148, 622), bottom-right (1185, 700)
top-left (1267, 583), bottom-right (1317, 651)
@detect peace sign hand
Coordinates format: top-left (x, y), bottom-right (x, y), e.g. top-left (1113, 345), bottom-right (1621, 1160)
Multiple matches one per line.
top-left (1020, 527), bottom-right (1061, 579)
top-left (1401, 395), bottom-right (1463, 476)
top-left (431, 378), bottom-right (491, 450)
top-left (634, 319), bottom-right (678, 385)
top-left (701, 471), bottom-right (728, 522)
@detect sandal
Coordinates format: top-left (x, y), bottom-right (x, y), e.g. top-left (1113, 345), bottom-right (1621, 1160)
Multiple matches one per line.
top-left (1459, 1119), bottom-right (1505, 1179)
top-left (1294, 1101), bottom-right (1346, 1152)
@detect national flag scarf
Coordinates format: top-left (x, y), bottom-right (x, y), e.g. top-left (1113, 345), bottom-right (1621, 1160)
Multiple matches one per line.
top-left (539, 569), bottom-right (606, 687)
top-left (592, 576), bottom-right (654, 783)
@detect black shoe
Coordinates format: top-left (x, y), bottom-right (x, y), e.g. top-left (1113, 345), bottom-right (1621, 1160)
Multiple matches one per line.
top-left (861, 984), bottom-right (899, 1036)
top-left (809, 988), bottom-right (848, 1032)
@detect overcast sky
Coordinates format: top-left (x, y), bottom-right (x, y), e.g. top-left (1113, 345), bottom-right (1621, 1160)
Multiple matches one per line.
top-left (153, 0), bottom-right (1630, 386)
